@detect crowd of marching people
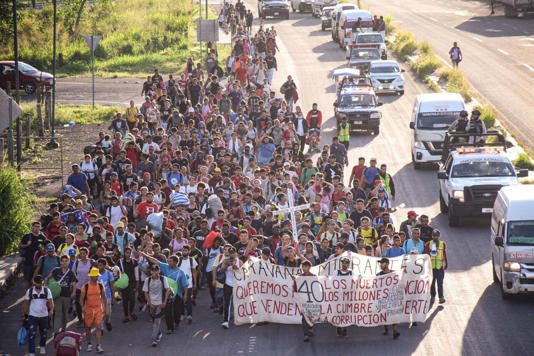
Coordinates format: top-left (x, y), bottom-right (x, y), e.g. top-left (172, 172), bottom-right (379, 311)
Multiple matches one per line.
top-left (18, 1), bottom-right (448, 354)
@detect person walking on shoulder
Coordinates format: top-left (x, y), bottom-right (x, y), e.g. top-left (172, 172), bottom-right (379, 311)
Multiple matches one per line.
top-left (449, 42), bottom-right (462, 68)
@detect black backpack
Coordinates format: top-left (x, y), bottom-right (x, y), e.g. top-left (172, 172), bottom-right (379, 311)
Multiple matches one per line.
top-left (28, 287), bottom-right (50, 302)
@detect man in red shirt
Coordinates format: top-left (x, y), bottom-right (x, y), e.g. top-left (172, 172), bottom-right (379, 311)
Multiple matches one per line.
top-left (135, 192), bottom-right (159, 220)
top-left (349, 157), bottom-right (367, 187)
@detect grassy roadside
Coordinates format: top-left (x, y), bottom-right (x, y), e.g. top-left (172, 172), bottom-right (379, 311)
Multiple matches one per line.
top-left (20, 103), bottom-right (119, 131)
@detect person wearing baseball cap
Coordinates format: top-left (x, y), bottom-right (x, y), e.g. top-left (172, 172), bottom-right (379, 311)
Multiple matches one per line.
top-left (34, 243), bottom-right (60, 282)
top-left (400, 210), bottom-right (418, 238)
top-left (424, 229), bottom-right (447, 304)
top-left (22, 274), bottom-right (54, 356)
top-left (297, 258), bottom-right (317, 342)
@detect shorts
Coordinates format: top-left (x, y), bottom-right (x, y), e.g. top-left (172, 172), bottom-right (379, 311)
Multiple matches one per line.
top-left (23, 264), bottom-right (34, 282)
top-left (84, 308), bottom-right (103, 327)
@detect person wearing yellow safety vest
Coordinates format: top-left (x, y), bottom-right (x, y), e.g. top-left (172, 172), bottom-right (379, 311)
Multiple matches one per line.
top-left (424, 229), bottom-right (448, 304)
top-left (373, 163), bottom-right (396, 201)
top-left (337, 116), bottom-right (350, 150)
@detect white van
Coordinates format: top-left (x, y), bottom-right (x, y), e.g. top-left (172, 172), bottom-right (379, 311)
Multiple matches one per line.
top-left (491, 185), bottom-right (534, 298)
top-left (331, 3), bottom-right (358, 42)
top-left (409, 93), bottom-right (466, 168)
top-left (336, 9), bottom-right (373, 50)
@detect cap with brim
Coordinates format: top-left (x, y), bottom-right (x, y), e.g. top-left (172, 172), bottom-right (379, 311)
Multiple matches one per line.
top-left (46, 243), bottom-right (55, 252)
top-left (340, 257), bottom-right (351, 263)
top-left (88, 268), bottom-right (100, 277)
top-left (116, 221), bottom-right (125, 228)
top-left (407, 210), bottom-right (418, 217)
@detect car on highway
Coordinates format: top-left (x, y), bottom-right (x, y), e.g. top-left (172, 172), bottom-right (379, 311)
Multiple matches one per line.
top-left (334, 85), bottom-right (382, 135)
top-left (320, 6), bottom-right (335, 30)
top-left (346, 44), bottom-right (381, 73)
top-left (312, 0), bottom-right (337, 18)
top-left (290, 0), bottom-right (312, 13)
top-left (409, 93), bottom-right (466, 169)
top-left (490, 184), bottom-right (534, 299)
top-left (258, 0), bottom-right (290, 19)
top-left (0, 60), bottom-right (53, 95)
top-left (437, 132), bottom-right (528, 226)
top-left (336, 9), bottom-right (373, 50)
top-left (369, 60), bottom-right (405, 95)
top-left (350, 32), bottom-right (387, 59)
top-left (330, 3), bottom-right (358, 43)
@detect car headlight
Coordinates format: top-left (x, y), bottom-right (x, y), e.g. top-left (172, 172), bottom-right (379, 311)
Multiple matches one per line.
top-left (370, 112), bottom-right (380, 119)
top-left (503, 261), bottom-right (521, 272)
top-left (452, 190), bottom-right (464, 202)
top-left (393, 76), bottom-right (404, 84)
top-left (414, 141), bottom-right (424, 149)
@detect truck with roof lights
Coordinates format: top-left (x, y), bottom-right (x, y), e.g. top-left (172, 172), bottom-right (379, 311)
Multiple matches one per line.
top-left (437, 131), bottom-right (528, 226)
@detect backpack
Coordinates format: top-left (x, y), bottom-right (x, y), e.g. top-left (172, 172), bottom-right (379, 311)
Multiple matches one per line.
top-left (54, 331), bottom-right (82, 356)
top-left (28, 287), bottom-right (50, 302)
top-left (82, 283), bottom-right (104, 304)
top-left (40, 256), bottom-right (61, 273)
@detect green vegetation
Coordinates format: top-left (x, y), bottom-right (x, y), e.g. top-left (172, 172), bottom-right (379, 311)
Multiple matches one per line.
top-left (1, 0), bottom-right (195, 77)
top-left (392, 31), bottom-right (418, 60)
top-left (440, 69), bottom-right (472, 102)
top-left (20, 103), bottom-right (119, 131)
top-left (384, 15), bottom-right (396, 36)
top-left (514, 153), bottom-right (534, 170)
top-left (0, 167), bottom-right (36, 256)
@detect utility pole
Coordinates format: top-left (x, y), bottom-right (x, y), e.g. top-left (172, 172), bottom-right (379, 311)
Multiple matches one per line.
top-left (91, 36), bottom-right (95, 108)
top-left (13, 0), bottom-right (20, 104)
top-left (199, 0), bottom-right (202, 64)
top-left (47, 0), bottom-right (59, 149)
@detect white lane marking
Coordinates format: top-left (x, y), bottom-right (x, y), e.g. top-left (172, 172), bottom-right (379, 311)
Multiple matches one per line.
top-left (497, 49), bottom-right (509, 56)
top-left (429, 17), bottom-right (438, 22)
top-left (521, 44), bottom-right (534, 47)
top-left (471, 36), bottom-right (483, 43)
top-left (521, 38), bottom-right (534, 42)
top-left (523, 64), bottom-right (534, 72)
top-left (486, 28), bottom-right (502, 33)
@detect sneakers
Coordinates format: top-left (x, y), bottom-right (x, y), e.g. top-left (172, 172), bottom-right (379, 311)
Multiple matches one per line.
top-left (122, 317), bottom-right (130, 323)
top-left (96, 344), bottom-right (104, 354)
top-left (39, 346), bottom-right (47, 354)
top-left (87, 343), bottom-right (93, 352)
top-left (187, 315), bottom-right (193, 324)
top-left (156, 332), bottom-right (163, 343)
top-left (166, 329), bottom-right (173, 334)
top-left (152, 341), bottom-right (158, 348)
top-left (439, 298), bottom-right (446, 304)
top-left (393, 332), bottom-right (400, 339)
top-left (130, 313), bottom-right (138, 321)
top-left (221, 321), bottom-right (229, 329)
top-left (303, 335), bottom-right (310, 342)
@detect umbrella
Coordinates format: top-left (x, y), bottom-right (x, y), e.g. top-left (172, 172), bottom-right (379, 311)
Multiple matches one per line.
top-left (332, 68), bottom-right (361, 78)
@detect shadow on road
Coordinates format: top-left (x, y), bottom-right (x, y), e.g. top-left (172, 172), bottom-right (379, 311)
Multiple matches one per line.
top-left (461, 284), bottom-right (534, 355)
top-left (455, 16), bottom-right (533, 37)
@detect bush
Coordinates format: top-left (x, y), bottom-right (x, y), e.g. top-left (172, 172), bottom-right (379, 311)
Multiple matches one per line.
top-left (514, 153), bottom-right (534, 170)
top-left (444, 69), bottom-right (472, 102)
top-left (0, 167), bottom-right (36, 256)
top-left (384, 15), bottom-right (396, 35)
top-left (412, 54), bottom-right (441, 80)
top-left (393, 31), bottom-right (418, 59)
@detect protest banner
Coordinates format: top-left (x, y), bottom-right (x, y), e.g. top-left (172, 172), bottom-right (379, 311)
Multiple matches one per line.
top-left (232, 253), bottom-right (432, 326)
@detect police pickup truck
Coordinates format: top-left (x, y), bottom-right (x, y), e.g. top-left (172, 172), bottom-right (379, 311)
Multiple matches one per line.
top-left (438, 132), bottom-right (528, 226)
top-left (334, 85), bottom-right (382, 135)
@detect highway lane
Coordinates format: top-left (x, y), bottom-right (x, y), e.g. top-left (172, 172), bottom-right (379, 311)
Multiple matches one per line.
top-left (364, 0), bottom-right (534, 155)
top-left (1, 10), bottom-right (533, 356)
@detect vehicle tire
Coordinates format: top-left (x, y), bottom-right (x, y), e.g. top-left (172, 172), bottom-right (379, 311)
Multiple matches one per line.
top-left (299, 3), bottom-right (303, 12)
top-left (24, 82), bottom-right (36, 95)
top-left (321, 25), bottom-right (325, 31)
top-left (448, 203), bottom-right (460, 227)
top-left (398, 90), bottom-right (404, 95)
top-left (372, 126), bottom-right (380, 135)
top-left (285, 13), bottom-right (290, 19)
top-left (504, 5), bottom-right (517, 18)
top-left (492, 257), bottom-right (499, 283)
top-left (500, 272), bottom-right (510, 300)
top-left (292, 5), bottom-right (296, 12)
top-left (439, 192), bottom-right (448, 213)
top-left (412, 153), bottom-right (422, 170)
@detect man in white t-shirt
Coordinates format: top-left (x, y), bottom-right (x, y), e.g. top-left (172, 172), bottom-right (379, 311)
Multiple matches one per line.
top-left (220, 247), bottom-right (241, 329)
top-left (177, 245), bottom-right (198, 324)
top-left (22, 275), bottom-right (54, 356)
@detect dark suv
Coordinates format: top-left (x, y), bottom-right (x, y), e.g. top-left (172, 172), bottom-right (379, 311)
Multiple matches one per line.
top-left (334, 86), bottom-right (382, 135)
top-left (0, 61), bottom-right (53, 95)
top-left (258, 0), bottom-right (290, 19)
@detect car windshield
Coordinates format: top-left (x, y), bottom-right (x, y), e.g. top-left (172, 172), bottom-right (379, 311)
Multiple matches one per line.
top-left (340, 93), bottom-right (375, 107)
top-left (357, 35), bottom-right (383, 43)
top-left (323, 9), bottom-right (332, 16)
top-left (370, 65), bottom-right (400, 74)
top-left (450, 160), bottom-right (515, 178)
top-left (507, 221), bottom-right (534, 246)
top-left (351, 49), bottom-right (379, 60)
top-left (416, 112), bottom-right (460, 130)
top-left (18, 63), bottom-right (39, 73)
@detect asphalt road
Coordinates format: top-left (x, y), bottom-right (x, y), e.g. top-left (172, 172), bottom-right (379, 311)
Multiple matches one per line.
top-left (2, 8), bottom-right (534, 356)
top-left (364, 0), bottom-right (534, 154)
